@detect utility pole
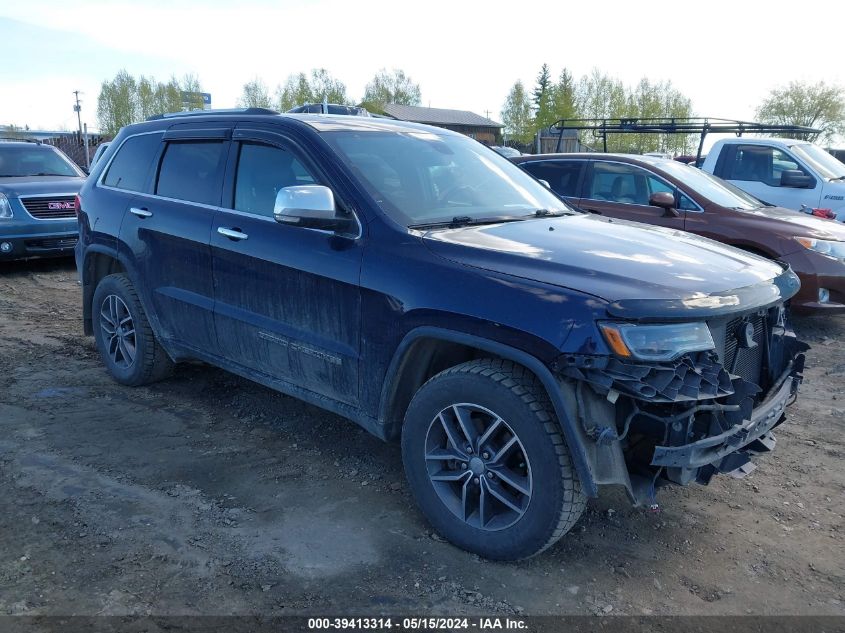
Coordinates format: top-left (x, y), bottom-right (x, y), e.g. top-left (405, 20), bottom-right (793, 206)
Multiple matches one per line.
top-left (73, 91), bottom-right (83, 138)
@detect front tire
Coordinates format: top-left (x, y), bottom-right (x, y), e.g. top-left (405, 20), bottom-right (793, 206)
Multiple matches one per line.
top-left (92, 273), bottom-right (173, 386)
top-left (402, 359), bottom-right (586, 560)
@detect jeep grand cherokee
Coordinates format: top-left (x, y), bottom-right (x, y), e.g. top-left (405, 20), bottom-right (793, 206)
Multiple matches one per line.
top-left (75, 109), bottom-right (807, 560)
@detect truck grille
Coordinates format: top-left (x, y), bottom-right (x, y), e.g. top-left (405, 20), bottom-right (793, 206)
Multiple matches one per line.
top-left (710, 312), bottom-right (767, 389)
top-left (20, 195), bottom-right (77, 219)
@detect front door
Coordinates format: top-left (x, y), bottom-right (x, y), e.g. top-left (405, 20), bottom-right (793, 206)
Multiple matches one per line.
top-left (713, 144), bottom-right (822, 210)
top-left (211, 128), bottom-right (363, 405)
top-left (577, 160), bottom-right (687, 230)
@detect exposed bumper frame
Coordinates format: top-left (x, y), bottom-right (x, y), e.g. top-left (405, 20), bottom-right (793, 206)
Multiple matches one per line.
top-left (650, 361), bottom-right (801, 470)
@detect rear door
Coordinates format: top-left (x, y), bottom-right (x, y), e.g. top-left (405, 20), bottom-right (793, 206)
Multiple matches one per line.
top-left (578, 160), bottom-right (687, 230)
top-left (517, 159), bottom-right (586, 207)
top-left (119, 124), bottom-right (231, 353)
top-left (210, 126), bottom-right (363, 405)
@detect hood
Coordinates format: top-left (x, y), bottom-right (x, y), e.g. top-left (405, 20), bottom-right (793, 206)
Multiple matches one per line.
top-left (0, 176), bottom-right (85, 198)
top-left (733, 205), bottom-right (845, 240)
top-left (423, 214), bottom-right (799, 320)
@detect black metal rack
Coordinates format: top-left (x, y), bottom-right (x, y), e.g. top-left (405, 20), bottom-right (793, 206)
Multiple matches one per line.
top-left (550, 117), bottom-right (821, 164)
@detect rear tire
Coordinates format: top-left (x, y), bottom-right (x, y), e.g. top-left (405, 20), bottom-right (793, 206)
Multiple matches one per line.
top-left (402, 358), bottom-right (586, 560)
top-left (92, 273), bottom-right (173, 386)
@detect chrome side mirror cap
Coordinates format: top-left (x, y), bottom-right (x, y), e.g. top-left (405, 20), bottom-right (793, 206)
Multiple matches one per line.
top-left (273, 185), bottom-right (351, 232)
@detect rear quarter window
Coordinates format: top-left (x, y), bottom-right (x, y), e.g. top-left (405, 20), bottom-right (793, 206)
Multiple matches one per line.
top-left (102, 133), bottom-right (163, 192)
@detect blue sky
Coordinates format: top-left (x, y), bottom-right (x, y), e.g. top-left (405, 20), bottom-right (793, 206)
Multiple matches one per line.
top-left (2, 0), bottom-right (843, 141)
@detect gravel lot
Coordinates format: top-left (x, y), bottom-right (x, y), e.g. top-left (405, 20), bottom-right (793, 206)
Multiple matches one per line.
top-left (1, 259), bottom-right (843, 617)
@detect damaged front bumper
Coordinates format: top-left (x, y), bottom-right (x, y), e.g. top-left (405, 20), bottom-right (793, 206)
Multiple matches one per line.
top-left (554, 306), bottom-right (808, 505)
top-left (650, 360), bottom-right (803, 484)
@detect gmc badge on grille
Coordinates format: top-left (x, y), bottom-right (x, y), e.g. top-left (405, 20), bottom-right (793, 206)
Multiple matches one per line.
top-left (737, 321), bottom-right (758, 349)
top-left (48, 201), bottom-right (74, 210)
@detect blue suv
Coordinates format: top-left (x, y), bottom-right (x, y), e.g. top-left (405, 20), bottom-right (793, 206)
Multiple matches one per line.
top-left (0, 139), bottom-right (85, 260)
top-left (76, 110), bottom-right (807, 560)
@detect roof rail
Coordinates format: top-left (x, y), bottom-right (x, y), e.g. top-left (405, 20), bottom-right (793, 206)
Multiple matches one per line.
top-left (549, 117), bottom-right (822, 165)
top-left (145, 107), bottom-right (279, 121)
top-left (0, 136), bottom-right (41, 144)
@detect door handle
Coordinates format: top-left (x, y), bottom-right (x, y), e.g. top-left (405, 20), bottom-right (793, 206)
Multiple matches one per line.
top-left (218, 227), bottom-right (248, 241)
top-left (129, 207), bottom-right (152, 218)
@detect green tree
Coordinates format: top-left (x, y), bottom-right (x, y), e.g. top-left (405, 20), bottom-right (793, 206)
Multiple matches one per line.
top-left (501, 80), bottom-right (534, 145)
top-left (532, 63), bottom-right (555, 130)
top-left (97, 71), bottom-right (207, 135)
top-left (309, 68), bottom-right (349, 104)
top-left (550, 68), bottom-right (578, 124)
top-left (277, 72), bottom-right (315, 111)
top-left (756, 80), bottom-right (845, 143)
top-left (180, 73), bottom-right (206, 111)
top-left (362, 68), bottom-right (421, 107)
top-left (96, 69), bottom-right (138, 136)
top-left (239, 77), bottom-right (273, 109)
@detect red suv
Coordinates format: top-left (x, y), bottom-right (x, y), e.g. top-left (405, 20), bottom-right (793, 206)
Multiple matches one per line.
top-left (513, 153), bottom-right (845, 312)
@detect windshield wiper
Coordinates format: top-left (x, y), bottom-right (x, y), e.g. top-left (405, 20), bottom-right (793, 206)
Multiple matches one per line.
top-left (530, 208), bottom-right (574, 217)
top-left (829, 175), bottom-right (845, 181)
top-left (409, 215), bottom-right (528, 230)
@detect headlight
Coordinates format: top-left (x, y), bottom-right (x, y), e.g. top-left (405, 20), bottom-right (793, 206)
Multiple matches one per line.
top-left (0, 193), bottom-right (12, 219)
top-left (794, 237), bottom-right (845, 260)
top-left (599, 321), bottom-right (715, 362)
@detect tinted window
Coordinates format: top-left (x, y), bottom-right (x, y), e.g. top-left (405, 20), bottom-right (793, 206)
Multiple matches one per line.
top-left (0, 145), bottom-right (83, 178)
top-left (586, 162), bottom-right (674, 206)
top-left (721, 145), bottom-right (809, 185)
top-left (522, 161), bottom-right (584, 197)
top-left (156, 141), bottom-right (225, 205)
top-left (103, 133), bottom-right (162, 191)
top-left (234, 142), bottom-right (316, 217)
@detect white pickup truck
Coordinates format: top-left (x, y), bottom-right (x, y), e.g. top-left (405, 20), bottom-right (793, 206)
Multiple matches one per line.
top-left (700, 137), bottom-right (845, 221)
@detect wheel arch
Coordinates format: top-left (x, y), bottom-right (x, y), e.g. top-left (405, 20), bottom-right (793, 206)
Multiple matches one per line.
top-left (378, 326), bottom-right (597, 496)
top-left (81, 246), bottom-right (130, 335)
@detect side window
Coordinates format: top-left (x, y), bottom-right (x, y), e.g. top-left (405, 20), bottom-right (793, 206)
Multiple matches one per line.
top-left (722, 145), bottom-right (806, 186)
top-left (522, 161), bottom-right (584, 197)
top-left (587, 162), bottom-right (650, 205)
top-left (234, 142), bottom-right (317, 217)
top-left (156, 141), bottom-right (226, 205)
top-left (771, 149), bottom-right (802, 183)
top-left (678, 193), bottom-right (699, 211)
top-left (102, 133), bottom-right (163, 192)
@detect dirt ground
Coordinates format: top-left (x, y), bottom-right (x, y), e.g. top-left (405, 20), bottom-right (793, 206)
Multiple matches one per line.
top-left (0, 258), bottom-right (843, 617)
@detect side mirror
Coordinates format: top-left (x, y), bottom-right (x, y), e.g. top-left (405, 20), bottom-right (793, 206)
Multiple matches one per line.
top-left (780, 169), bottom-right (813, 188)
top-left (273, 185), bottom-right (352, 232)
top-left (649, 191), bottom-right (679, 217)
top-left (538, 179), bottom-right (551, 189)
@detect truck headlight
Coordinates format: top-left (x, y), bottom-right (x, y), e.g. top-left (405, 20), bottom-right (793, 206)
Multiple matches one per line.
top-left (599, 321), bottom-right (715, 362)
top-left (0, 193), bottom-right (12, 219)
top-left (794, 237), bottom-right (845, 261)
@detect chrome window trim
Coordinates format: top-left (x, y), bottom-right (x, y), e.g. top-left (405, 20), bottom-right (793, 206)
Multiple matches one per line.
top-left (96, 131), bottom-right (363, 239)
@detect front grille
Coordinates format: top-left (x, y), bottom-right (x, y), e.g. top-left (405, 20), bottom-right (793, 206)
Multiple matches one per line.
top-left (710, 312), bottom-right (767, 389)
top-left (20, 195), bottom-right (76, 219)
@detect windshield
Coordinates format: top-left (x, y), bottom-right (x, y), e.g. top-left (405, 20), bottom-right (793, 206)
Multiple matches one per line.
top-left (790, 143), bottom-right (845, 180)
top-left (656, 159), bottom-right (765, 210)
top-left (322, 129), bottom-right (571, 226)
top-left (0, 144), bottom-right (83, 177)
